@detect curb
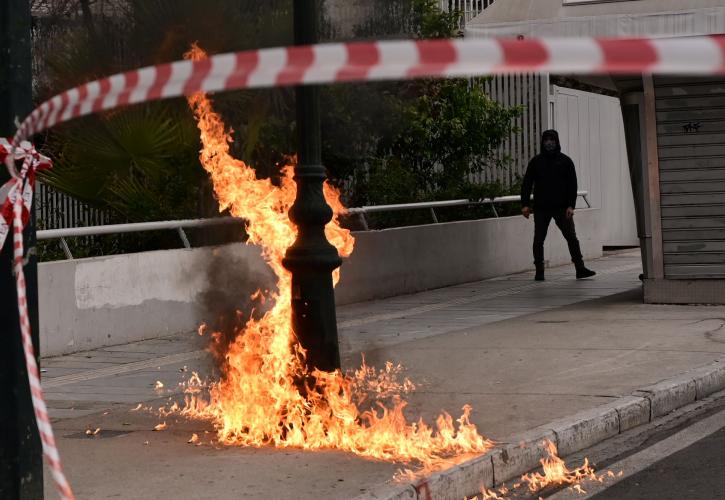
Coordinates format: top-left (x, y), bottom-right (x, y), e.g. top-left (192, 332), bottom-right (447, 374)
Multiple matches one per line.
top-left (353, 356), bottom-right (725, 500)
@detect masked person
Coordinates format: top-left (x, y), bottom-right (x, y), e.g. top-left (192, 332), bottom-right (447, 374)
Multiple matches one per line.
top-left (520, 130), bottom-right (596, 281)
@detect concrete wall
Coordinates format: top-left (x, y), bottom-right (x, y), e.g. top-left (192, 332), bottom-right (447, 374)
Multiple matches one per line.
top-left (39, 210), bottom-right (601, 356)
top-left (335, 208), bottom-right (601, 304)
top-left (39, 244), bottom-right (273, 357)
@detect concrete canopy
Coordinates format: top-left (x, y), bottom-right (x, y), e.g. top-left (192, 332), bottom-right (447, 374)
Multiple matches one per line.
top-left (465, 0), bottom-right (725, 38)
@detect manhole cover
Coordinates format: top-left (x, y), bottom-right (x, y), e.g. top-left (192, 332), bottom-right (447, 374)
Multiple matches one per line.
top-left (65, 429), bottom-right (132, 439)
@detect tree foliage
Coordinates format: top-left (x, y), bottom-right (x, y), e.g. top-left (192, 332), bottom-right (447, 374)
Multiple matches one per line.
top-left (32, 0), bottom-right (521, 234)
top-left (34, 0), bottom-right (295, 223)
top-left (388, 80), bottom-right (521, 199)
top-left (322, 0), bottom-right (521, 215)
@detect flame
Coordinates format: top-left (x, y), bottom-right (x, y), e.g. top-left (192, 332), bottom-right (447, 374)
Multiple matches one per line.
top-left (473, 485), bottom-right (508, 500)
top-left (180, 44), bottom-right (492, 470)
top-left (520, 440), bottom-right (597, 493)
top-left (463, 442), bottom-right (604, 499)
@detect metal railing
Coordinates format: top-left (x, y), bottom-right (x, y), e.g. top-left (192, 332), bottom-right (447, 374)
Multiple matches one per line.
top-left (37, 191), bottom-right (589, 259)
top-left (37, 217), bottom-right (245, 260)
top-left (347, 191), bottom-right (590, 230)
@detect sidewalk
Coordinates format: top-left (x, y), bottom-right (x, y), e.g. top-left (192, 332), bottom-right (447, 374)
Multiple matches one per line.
top-left (41, 250), bottom-right (725, 498)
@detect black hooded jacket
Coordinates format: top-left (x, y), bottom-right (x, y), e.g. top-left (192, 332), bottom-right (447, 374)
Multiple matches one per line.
top-left (520, 130), bottom-right (578, 210)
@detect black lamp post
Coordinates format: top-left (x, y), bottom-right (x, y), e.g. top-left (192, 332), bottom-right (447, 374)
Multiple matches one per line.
top-left (282, 0), bottom-right (343, 373)
top-left (0, 0), bottom-right (44, 498)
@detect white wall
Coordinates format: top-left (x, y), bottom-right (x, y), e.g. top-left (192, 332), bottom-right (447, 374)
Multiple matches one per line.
top-left (553, 86), bottom-right (639, 246)
top-left (335, 209), bottom-right (601, 304)
top-left (39, 210), bottom-right (602, 356)
top-left (38, 244), bottom-right (272, 356)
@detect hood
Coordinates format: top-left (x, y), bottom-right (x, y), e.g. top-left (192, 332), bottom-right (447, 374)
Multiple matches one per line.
top-left (541, 129), bottom-right (561, 154)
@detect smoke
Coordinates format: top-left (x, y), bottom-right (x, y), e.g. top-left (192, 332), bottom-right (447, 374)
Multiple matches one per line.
top-left (196, 243), bottom-right (277, 370)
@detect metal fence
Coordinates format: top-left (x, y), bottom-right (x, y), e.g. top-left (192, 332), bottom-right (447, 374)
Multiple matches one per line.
top-left (35, 182), bottom-right (112, 230)
top-left (438, 0), bottom-right (495, 27)
top-left (478, 73), bottom-right (549, 187)
top-left (437, 0), bottom-right (547, 190)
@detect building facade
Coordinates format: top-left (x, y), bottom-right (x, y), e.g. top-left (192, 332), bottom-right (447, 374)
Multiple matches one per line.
top-left (467, 0), bottom-right (725, 303)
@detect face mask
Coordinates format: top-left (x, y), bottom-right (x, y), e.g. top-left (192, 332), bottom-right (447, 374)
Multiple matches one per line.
top-left (543, 141), bottom-right (557, 152)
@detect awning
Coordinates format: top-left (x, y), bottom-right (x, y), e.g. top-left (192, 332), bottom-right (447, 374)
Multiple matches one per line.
top-left (465, 0), bottom-right (725, 38)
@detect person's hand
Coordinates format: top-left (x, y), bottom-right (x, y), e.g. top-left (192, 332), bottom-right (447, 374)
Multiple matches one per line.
top-left (566, 207), bottom-right (575, 219)
top-left (522, 206), bottom-right (531, 219)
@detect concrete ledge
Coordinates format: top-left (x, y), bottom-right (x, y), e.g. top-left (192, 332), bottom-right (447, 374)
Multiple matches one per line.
top-left (414, 452), bottom-right (494, 500)
top-left (633, 375), bottom-right (697, 419)
top-left (546, 406), bottom-right (620, 457)
top-left (366, 357), bottom-right (725, 500)
top-left (40, 211), bottom-right (603, 356)
top-left (600, 395), bottom-right (651, 433)
top-left (336, 209), bottom-right (602, 305)
top-left (688, 361), bottom-right (725, 400)
top-left (490, 429), bottom-right (557, 485)
top-left (644, 279), bottom-right (725, 305)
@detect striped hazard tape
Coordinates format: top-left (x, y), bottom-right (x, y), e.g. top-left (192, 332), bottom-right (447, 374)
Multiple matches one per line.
top-left (11, 34), bottom-right (725, 145)
top-left (2, 147), bottom-right (73, 500)
top-left (4, 34), bottom-right (725, 499)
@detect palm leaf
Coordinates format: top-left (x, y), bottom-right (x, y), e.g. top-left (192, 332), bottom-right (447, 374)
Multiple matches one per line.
top-left (40, 102), bottom-right (200, 217)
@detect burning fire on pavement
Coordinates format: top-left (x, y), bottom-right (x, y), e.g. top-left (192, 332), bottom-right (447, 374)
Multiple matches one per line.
top-left (159, 45), bottom-right (608, 497)
top-left (174, 44), bottom-right (491, 471)
top-left (467, 440), bottom-right (620, 499)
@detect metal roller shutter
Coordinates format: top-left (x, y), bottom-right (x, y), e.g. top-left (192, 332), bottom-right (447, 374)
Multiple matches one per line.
top-left (656, 76), bottom-right (725, 279)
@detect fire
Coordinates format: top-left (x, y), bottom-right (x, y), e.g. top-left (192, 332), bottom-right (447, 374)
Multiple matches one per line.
top-left (179, 44), bottom-right (492, 468)
top-left (475, 485), bottom-right (508, 499)
top-left (520, 440), bottom-right (597, 493)
top-left (462, 441), bottom-right (604, 499)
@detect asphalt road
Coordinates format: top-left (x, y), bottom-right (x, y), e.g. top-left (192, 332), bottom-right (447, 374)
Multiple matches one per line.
top-left (590, 426), bottom-right (725, 500)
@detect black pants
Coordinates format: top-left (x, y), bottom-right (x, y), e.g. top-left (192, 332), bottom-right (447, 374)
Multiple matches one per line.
top-left (533, 209), bottom-right (583, 266)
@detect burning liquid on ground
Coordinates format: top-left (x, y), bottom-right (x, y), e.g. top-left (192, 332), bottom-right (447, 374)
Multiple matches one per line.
top-left (470, 440), bottom-right (619, 499)
top-left (178, 45), bottom-right (492, 470)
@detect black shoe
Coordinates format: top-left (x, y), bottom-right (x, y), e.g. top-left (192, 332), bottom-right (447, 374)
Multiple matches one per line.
top-left (576, 266), bottom-right (596, 279)
top-left (535, 264), bottom-right (545, 281)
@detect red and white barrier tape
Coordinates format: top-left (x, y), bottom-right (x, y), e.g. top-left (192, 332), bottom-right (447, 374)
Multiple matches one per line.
top-left (13, 190), bottom-right (74, 500)
top-left (12, 35), bottom-right (725, 145)
top-left (5, 34), bottom-right (725, 499)
top-left (1, 143), bottom-right (73, 500)
top-left (0, 140), bottom-right (51, 250)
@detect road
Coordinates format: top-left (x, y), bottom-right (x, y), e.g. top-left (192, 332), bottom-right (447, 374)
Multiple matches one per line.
top-left (591, 425), bottom-right (725, 499)
top-left (545, 401), bottom-right (725, 500)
